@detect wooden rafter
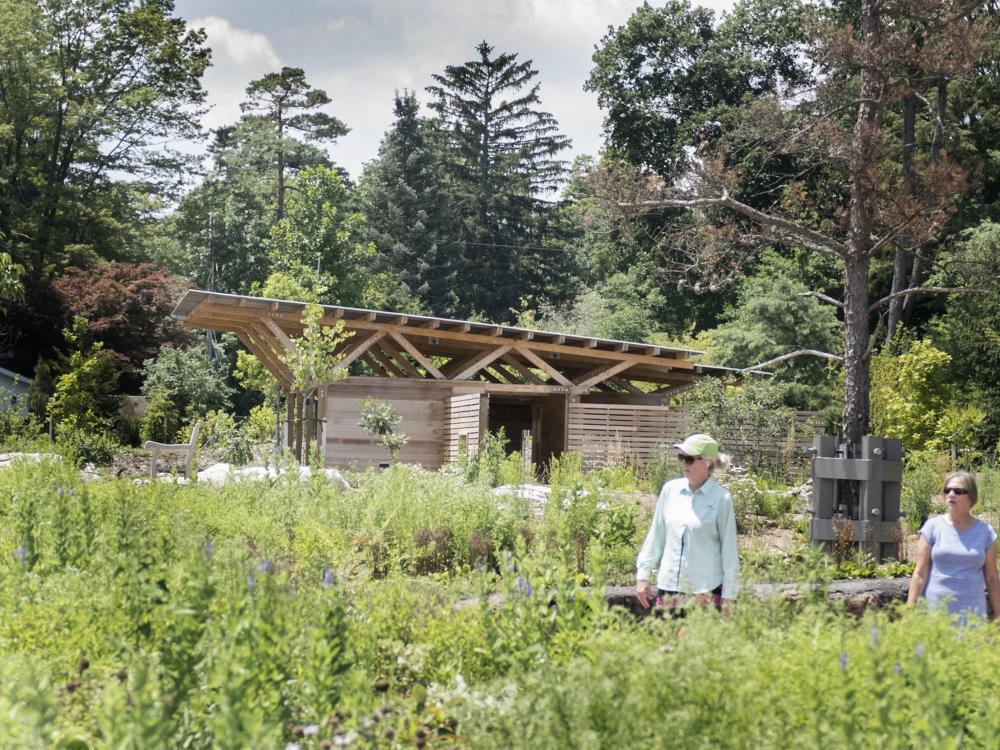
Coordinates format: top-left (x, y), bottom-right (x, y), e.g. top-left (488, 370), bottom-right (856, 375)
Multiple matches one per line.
top-left (450, 342), bottom-right (516, 381)
top-left (492, 362), bottom-right (526, 384)
top-left (480, 368), bottom-right (505, 384)
top-left (361, 351), bottom-right (393, 377)
top-left (387, 331), bottom-right (444, 379)
top-left (368, 346), bottom-right (406, 377)
top-left (499, 353), bottom-right (543, 384)
top-left (513, 345), bottom-right (573, 387)
top-left (377, 337), bottom-right (423, 378)
top-left (337, 330), bottom-right (388, 368)
top-left (572, 360), bottom-right (635, 390)
top-left (610, 376), bottom-right (644, 395)
top-left (236, 327), bottom-right (292, 389)
top-left (262, 315), bottom-right (295, 352)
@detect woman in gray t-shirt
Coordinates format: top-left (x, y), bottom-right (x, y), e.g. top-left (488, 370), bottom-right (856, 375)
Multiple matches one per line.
top-left (907, 471), bottom-right (1000, 619)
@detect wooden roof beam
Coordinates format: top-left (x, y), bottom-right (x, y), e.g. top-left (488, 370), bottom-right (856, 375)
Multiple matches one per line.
top-left (237, 328), bottom-right (292, 390)
top-left (492, 362), bottom-right (527, 385)
top-left (513, 345), bottom-right (573, 387)
top-left (376, 338), bottom-right (422, 378)
top-left (368, 346), bottom-right (407, 377)
top-left (361, 351), bottom-right (394, 377)
top-left (499, 353), bottom-right (543, 384)
top-left (262, 316), bottom-right (295, 353)
top-left (450, 342), bottom-right (516, 381)
top-left (610, 376), bottom-right (644, 395)
top-left (387, 331), bottom-right (444, 379)
top-left (337, 329), bottom-right (388, 368)
top-left (573, 360), bottom-right (635, 390)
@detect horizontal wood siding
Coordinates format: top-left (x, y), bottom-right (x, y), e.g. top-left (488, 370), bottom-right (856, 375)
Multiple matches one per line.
top-left (324, 378), bottom-right (449, 469)
top-left (567, 403), bottom-right (826, 469)
top-left (567, 403), bottom-right (687, 468)
top-left (443, 392), bottom-right (485, 464)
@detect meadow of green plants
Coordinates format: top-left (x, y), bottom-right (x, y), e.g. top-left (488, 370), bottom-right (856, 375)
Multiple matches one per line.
top-left (2, 447), bottom-right (1000, 749)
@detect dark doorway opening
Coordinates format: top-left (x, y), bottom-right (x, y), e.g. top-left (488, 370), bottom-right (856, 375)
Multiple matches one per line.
top-left (487, 398), bottom-right (533, 455)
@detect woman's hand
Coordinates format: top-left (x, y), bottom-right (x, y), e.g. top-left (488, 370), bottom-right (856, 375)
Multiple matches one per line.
top-left (636, 579), bottom-right (653, 609)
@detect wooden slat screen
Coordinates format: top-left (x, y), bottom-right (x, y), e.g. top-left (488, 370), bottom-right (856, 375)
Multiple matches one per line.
top-left (443, 392), bottom-right (485, 464)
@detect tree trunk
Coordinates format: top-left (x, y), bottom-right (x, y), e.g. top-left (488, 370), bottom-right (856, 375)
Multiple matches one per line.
top-left (843, 0), bottom-right (882, 444)
top-left (902, 78), bottom-right (947, 324)
top-left (886, 92), bottom-right (917, 341)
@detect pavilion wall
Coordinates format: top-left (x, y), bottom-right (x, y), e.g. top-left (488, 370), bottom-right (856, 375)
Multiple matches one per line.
top-left (324, 377), bottom-right (451, 469)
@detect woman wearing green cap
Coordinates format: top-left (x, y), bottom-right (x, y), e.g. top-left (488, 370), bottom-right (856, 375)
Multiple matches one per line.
top-left (636, 433), bottom-right (739, 613)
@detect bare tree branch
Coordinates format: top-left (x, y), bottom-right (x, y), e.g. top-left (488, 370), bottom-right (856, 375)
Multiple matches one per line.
top-left (740, 349), bottom-right (844, 374)
top-left (868, 285), bottom-right (986, 313)
top-left (625, 188), bottom-right (850, 259)
top-left (798, 291), bottom-right (844, 308)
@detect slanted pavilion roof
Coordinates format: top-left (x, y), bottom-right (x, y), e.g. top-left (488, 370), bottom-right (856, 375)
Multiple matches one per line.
top-left (173, 289), bottom-right (735, 395)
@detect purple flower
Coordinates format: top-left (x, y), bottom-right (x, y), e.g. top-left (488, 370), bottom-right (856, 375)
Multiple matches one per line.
top-left (870, 627), bottom-right (880, 647)
top-left (893, 663), bottom-right (902, 674)
top-left (247, 575), bottom-right (256, 589)
top-left (839, 651), bottom-right (849, 671)
top-left (203, 542), bottom-right (214, 559)
top-left (915, 643), bottom-right (925, 658)
top-left (13, 547), bottom-right (27, 564)
top-left (323, 567), bottom-right (335, 590)
top-left (260, 559), bottom-right (272, 574)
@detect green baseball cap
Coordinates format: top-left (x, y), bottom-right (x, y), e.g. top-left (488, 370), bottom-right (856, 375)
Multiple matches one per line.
top-left (673, 433), bottom-right (720, 460)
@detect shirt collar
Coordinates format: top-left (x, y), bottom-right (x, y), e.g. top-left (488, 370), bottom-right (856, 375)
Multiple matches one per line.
top-left (685, 476), bottom-right (717, 495)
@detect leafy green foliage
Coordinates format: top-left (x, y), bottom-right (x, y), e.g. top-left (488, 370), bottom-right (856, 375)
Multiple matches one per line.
top-left (706, 270), bottom-right (842, 411)
top-left (140, 345), bottom-right (233, 425)
top-left (870, 336), bottom-right (975, 454)
top-left (46, 318), bottom-right (121, 434)
top-left (685, 377), bottom-right (810, 473)
top-left (282, 304), bottom-right (349, 401)
top-left (267, 166), bottom-right (375, 306)
top-left (358, 397), bottom-right (409, 464)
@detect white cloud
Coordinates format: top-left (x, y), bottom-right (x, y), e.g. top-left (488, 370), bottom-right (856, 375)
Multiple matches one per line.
top-left (190, 16), bottom-right (282, 129)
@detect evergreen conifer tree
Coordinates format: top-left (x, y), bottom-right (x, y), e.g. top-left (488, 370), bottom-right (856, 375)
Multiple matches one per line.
top-left (426, 42), bottom-right (573, 321)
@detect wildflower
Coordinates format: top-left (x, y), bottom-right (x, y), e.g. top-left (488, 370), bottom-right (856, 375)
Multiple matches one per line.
top-left (203, 542), bottom-right (214, 559)
top-left (515, 575), bottom-right (524, 593)
top-left (915, 643), bottom-right (925, 658)
top-left (247, 575), bottom-right (256, 589)
top-left (839, 651), bottom-right (849, 671)
top-left (323, 567), bottom-right (335, 590)
top-left (260, 559), bottom-right (272, 574)
top-left (893, 663), bottom-right (902, 674)
top-left (332, 733), bottom-right (353, 747)
top-left (13, 547), bottom-right (27, 564)
top-left (870, 627), bottom-right (880, 647)
top-left (303, 724), bottom-right (320, 737)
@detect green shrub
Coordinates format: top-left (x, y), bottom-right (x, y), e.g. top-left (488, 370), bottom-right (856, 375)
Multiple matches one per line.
top-left (54, 422), bottom-right (120, 465)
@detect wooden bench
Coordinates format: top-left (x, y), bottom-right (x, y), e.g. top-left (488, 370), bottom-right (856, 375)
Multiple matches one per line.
top-left (145, 422), bottom-right (200, 479)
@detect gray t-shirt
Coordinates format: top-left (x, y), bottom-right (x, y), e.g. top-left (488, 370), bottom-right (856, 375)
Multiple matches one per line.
top-left (920, 515), bottom-right (998, 618)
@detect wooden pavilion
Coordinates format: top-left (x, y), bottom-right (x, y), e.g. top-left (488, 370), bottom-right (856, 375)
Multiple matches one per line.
top-left (173, 289), bottom-right (736, 470)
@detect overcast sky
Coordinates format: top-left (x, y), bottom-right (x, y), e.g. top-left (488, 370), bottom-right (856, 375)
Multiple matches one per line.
top-left (173, 0), bottom-right (737, 181)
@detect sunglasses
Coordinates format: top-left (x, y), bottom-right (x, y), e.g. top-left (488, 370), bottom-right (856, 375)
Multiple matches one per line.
top-left (678, 455), bottom-right (700, 465)
top-left (943, 487), bottom-right (970, 496)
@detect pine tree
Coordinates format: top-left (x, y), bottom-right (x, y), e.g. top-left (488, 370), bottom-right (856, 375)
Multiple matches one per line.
top-left (240, 67), bottom-right (349, 219)
top-left (360, 91), bottom-right (458, 315)
top-left (426, 41), bottom-right (573, 321)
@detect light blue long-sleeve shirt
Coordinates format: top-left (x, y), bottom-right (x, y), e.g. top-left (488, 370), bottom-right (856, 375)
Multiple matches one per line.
top-left (636, 476), bottom-right (740, 600)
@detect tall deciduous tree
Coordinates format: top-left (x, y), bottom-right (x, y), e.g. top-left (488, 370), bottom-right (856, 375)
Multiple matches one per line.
top-left (267, 165), bottom-right (375, 307)
top-left (0, 0), bottom-right (209, 275)
top-left (592, 0), bottom-right (985, 442)
top-left (240, 66), bottom-right (348, 219)
top-left (426, 41), bottom-right (574, 321)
